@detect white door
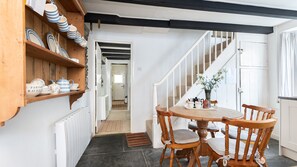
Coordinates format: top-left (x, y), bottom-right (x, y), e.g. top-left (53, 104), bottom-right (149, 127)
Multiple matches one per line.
top-left (95, 43), bottom-right (102, 129)
top-left (112, 65), bottom-right (127, 100)
top-left (239, 41), bottom-right (268, 109)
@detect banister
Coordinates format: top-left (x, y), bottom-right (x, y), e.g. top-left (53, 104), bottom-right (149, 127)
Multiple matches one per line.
top-left (154, 31), bottom-right (211, 86)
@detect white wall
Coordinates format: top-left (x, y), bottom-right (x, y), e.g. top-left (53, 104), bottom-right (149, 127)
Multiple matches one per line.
top-left (0, 91), bottom-right (89, 167)
top-left (268, 20), bottom-right (297, 139)
top-left (88, 24), bottom-right (205, 132)
top-left (0, 97), bottom-right (69, 167)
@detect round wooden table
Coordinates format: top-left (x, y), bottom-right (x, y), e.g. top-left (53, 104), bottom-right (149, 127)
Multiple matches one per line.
top-left (169, 106), bottom-right (243, 166)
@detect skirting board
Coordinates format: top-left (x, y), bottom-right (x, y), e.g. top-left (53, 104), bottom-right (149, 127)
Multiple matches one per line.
top-left (281, 147), bottom-right (297, 161)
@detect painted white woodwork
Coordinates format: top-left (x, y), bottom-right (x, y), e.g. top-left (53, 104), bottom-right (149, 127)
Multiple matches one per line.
top-left (280, 99), bottom-right (297, 161)
top-left (152, 31), bottom-right (236, 147)
top-left (239, 40), bottom-right (268, 109)
top-left (112, 65), bottom-right (127, 100)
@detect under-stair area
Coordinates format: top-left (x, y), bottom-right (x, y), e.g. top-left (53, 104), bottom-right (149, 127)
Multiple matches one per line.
top-left (147, 31), bottom-right (237, 148)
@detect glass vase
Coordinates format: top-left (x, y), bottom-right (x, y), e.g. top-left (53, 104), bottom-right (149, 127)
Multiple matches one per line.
top-left (205, 89), bottom-right (211, 101)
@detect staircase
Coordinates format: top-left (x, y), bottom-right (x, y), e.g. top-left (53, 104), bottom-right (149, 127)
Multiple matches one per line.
top-left (148, 31), bottom-right (237, 148)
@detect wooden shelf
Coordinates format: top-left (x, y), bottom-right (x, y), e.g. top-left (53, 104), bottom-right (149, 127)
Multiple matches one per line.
top-left (26, 41), bottom-right (85, 68)
top-left (60, 0), bottom-right (86, 16)
top-left (26, 90), bottom-right (85, 104)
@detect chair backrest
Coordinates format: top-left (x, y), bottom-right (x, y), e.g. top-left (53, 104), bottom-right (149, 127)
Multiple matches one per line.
top-left (155, 105), bottom-right (175, 144)
top-left (242, 104), bottom-right (275, 121)
top-left (223, 117), bottom-right (277, 162)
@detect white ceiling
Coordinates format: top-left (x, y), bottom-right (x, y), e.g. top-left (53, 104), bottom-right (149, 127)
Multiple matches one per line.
top-left (83, 0), bottom-right (296, 27)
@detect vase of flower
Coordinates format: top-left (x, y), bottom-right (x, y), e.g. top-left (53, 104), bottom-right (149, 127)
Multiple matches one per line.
top-left (197, 69), bottom-right (226, 104)
top-left (205, 89), bottom-right (211, 101)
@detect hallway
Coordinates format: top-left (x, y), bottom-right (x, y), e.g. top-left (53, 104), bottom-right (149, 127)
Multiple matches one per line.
top-left (96, 103), bottom-right (130, 135)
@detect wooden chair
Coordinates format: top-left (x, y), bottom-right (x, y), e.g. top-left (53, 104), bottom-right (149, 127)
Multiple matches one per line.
top-left (208, 117), bottom-right (277, 167)
top-left (156, 105), bottom-right (202, 167)
top-left (221, 104), bottom-right (275, 141)
top-left (188, 100), bottom-right (219, 138)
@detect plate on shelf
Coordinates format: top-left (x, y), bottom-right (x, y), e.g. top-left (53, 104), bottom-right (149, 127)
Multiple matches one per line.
top-left (25, 28), bottom-right (45, 48)
top-left (60, 48), bottom-right (70, 58)
top-left (46, 32), bottom-right (59, 53)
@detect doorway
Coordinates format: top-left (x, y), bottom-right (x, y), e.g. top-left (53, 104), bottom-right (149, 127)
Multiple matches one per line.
top-left (95, 41), bottom-right (131, 136)
top-left (111, 64), bottom-right (128, 110)
top-left (238, 40), bottom-right (268, 110)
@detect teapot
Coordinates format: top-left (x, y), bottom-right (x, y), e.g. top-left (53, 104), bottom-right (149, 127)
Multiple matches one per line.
top-left (56, 77), bottom-right (73, 93)
top-left (49, 81), bottom-right (60, 94)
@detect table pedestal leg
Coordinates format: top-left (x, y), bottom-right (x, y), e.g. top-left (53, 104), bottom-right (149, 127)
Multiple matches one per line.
top-left (197, 120), bottom-right (209, 156)
top-left (187, 120), bottom-right (210, 167)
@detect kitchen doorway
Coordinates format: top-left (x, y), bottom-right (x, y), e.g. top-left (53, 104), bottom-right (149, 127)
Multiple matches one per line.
top-left (95, 41), bottom-right (131, 136)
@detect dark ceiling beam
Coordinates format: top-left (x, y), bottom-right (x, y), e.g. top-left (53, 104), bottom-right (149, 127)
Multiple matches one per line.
top-left (85, 13), bottom-right (273, 34)
top-left (107, 0), bottom-right (297, 19)
top-left (98, 42), bottom-right (131, 48)
top-left (102, 53), bottom-right (131, 57)
top-left (101, 48), bottom-right (130, 53)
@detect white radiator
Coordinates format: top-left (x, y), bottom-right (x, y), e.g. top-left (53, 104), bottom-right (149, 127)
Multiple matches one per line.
top-left (55, 107), bottom-right (91, 167)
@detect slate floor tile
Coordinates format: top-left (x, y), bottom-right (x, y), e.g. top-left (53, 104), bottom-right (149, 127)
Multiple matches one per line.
top-left (77, 135), bottom-right (297, 167)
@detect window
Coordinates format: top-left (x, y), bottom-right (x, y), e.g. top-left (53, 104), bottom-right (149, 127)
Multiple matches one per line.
top-left (114, 75), bottom-right (123, 83)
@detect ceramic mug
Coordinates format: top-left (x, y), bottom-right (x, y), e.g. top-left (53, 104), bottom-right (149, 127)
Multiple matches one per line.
top-left (70, 83), bottom-right (79, 90)
top-left (49, 82), bottom-right (60, 94)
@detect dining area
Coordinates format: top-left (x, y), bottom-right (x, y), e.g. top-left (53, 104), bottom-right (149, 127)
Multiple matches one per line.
top-left (155, 102), bottom-right (277, 167)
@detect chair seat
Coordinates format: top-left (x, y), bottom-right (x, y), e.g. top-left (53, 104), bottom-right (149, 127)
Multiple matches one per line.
top-left (173, 129), bottom-right (199, 144)
top-left (208, 138), bottom-right (252, 160)
top-left (221, 126), bottom-right (258, 141)
top-left (188, 121), bottom-right (219, 132)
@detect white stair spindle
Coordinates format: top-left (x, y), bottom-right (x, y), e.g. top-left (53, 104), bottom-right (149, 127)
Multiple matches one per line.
top-left (179, 65), bottom-right (181, 100)
top-left (191, 51), bottom-right (193, 85)
top-left (215, 31), bottom-right (217, 59)
top-left (203, 38), bottom-right (206, 72)
top-left (226, 32), bottom-right (229, 46)
top-left (231, 32), bottom-right (234, 40)
top-left (172, 72), bottom-right (175, 105)
top-left (166, 78), bottom-right (168, 110)
top-left (153, 85), bottom-right (157, 111)
top-left (221, 31), bottom-right (223, 53)
top-left (209, 32), bottom-right (211, 65)
top-left (185, 58), bottom-right (187, 90)
top-left (197, 44), bottom-right (200, 76)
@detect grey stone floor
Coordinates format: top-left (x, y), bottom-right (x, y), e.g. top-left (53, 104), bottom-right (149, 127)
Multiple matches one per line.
top-left (77, 134), bottom-right (297, 167)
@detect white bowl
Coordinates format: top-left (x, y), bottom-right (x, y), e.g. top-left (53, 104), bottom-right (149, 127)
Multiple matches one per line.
top-left (45, 4), bottom-right (58, 13)
top-left (31, 78), bottom-right (45, 87)
top-left (46, 11), bottom-right (59, 17)
top-left (58, 15), bottom-right (67, 24)
top-left (26, 83), bottom-right (42, 97)
top-left (68, 25), bottom-right (77, 32)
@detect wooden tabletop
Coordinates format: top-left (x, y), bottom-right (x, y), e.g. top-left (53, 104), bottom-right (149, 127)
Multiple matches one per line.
top-left (170, 106), bottom-right (243, 122)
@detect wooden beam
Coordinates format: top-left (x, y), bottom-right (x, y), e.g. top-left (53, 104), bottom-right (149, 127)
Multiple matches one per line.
top-left (98, 42), bottom-right (131, 48)
top-left (101, 48), bottom-right (130, 53)
top-left (85, 13), bottom-right (273, 34)
top-left (107, 0), bottom-right (297, 19)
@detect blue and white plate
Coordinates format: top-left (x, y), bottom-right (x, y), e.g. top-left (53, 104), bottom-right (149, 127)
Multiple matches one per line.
top-left (25, 28), bottom-right (45, 47)
top-left (46, 32), bottom-right (58, 53)
top-left (60, 48), bottom-right (70, 58)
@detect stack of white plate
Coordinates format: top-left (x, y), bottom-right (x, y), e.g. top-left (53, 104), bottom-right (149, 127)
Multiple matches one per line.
top-left (67, 25), bottom-right (77, 39)
top-left (45, 3), bottom-right (60, 23)
top-left (57, 15), bottom-right (69, 32)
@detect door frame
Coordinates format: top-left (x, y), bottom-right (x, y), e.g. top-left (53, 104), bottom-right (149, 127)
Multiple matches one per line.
top-left (109, 60), bottom-right (131, 111)
top-left (91, 39), bottom-right (133, 135)
top-left (236, 33), bottom-right (268, 111)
